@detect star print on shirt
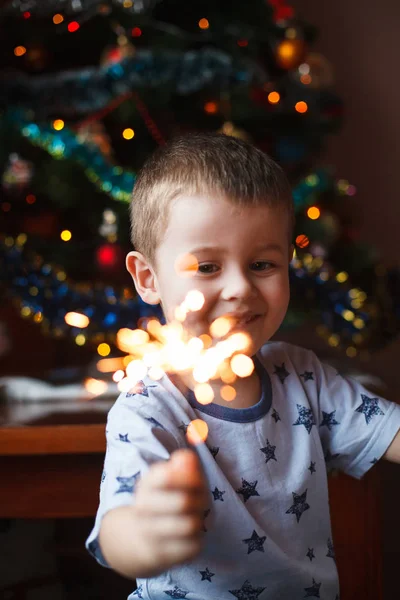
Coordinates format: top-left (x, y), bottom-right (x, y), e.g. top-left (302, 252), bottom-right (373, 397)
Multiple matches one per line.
top-left (145, 417), bottom-right (167, 431)
top-left (125, 380), bottom-right (157, 398)
top-left (304, 578), bottom-right (321, 598)
top-left (326, 537), bottom-right (335, 560)
top-left (371, 457), bottom-right (379, 465)
top-left (178, 421), bottom-right (189, 435)
top-left (308, 461), bottom-right (316, 474)
top-left (324, 450), bottom-right (340, 463)
top-left (101, 470), bottom-right (106, 483)
top-left (320, 410), bottom-right (340, 431)
top-left (300, 371), bottom-right (314, 382)
top-left (306, 547), bottom-right (315, 561)
top-left (199, 567), bottom-right (215, 582)
top-left (229, 579), bottom-right (266, 599)
top-left (163, 585), bottom-right (189, 598)
top-left (271, 408), bottom-right (281, 422)
top-left (208, 446), bottom-right (220, 458)
top-left (118, 433), bottom-right (130, 443)
top-left (132, 584), bottom-right (143, 598)
top-left (115, 471), bottom-right (140, 494)
top-left (242, 530), bottom-right (267, 554)
top-left (260, 440), bottom-right (277, 463)
top-left (293, 404), bottom-right (316, 434)
top-left (211, 487), bottom-right (225, 501)
top-left (273, 362), bottom-right (290, 384)
top-left (286, 489), bottom-right (310, 523)
top-left (236, 479), bottom-right (260, 503)
top-left (355, 394), bottom-right (385, 424)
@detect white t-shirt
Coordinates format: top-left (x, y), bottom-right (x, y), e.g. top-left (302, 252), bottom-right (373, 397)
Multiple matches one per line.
top-left (86, 341), bottom-right (400, 600)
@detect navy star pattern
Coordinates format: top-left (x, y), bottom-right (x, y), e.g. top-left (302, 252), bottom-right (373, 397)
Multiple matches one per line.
top-left (211, 487), bottom-right (225, 501)
top-left (101, 470), bottom-right (106, 484)
top-left (199, 567), bottom-right (215, 582)
top-left (324, 450), bottom-right (340, 463)
top-left (132, 584), bottom-right (144, 598)
top-left (308, 461), bottom-right (316, 474)
top-left (163, 585), bottom-right (189, 598)
top-left (118, 433), bottom-right (130, 443)
top-left (208, 446), bottom-right (220, 458)
top-left (371, 457), bottom-right (379, 465)
top-left (125, 381), bottom-right (157, 398)
top-left (115, 471), bottom-right (140, 494)
top-left (293, 404), bottom-right (316, 434)
top-left (260, 439), bottom-right (277, 464)
top-left (242, 530), bottom-right (267, 554)
top-left (320, 410), bottom-right (340, 431)
top-left (306, 547), bottom-right (315, 561)
top-left (355, 394), bottom-right (385, 424)
top-left (286, 489), bottom-right (310, 523)
top-left (271, 408), bottom-right (281, 422)
top-left (326, 537), bottom-right (335, 560)
top-left (229, 579), bottom-right (266, 599)
top-left (236, 479), bottom-right (260, 503)
top-left (273, 362), bottom-right (290, 384)
top-left (145, 416), bottom-right (167, 431)
top-left (300, 371), bottom-right (314, 382)
top-left (304, 578), bottom-right (321, 598)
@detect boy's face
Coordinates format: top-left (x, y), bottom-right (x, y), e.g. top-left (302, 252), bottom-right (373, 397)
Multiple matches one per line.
top-left (127, 194), bottom-right (293, 357)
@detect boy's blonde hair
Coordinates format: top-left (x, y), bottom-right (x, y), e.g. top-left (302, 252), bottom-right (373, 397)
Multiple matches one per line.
top-left (130, 132), bottom-right (294, 266)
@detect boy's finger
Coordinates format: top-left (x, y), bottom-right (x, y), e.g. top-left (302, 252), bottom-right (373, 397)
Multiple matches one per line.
top-left (140, 449), bottom-right (206, 491)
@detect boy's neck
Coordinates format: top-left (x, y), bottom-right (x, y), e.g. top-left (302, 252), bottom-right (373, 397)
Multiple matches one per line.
top-left (170, 368), bottom-right (261, 410)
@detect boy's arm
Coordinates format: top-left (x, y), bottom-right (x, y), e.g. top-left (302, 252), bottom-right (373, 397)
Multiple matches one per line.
top-left (382, 428), bottom-right (400, 463)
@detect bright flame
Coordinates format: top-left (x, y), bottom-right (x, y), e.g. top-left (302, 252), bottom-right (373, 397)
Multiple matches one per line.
top-left (209, 316), bottom-right (233, 338)
top-left (230, 354), bottom-right (254, 377)
top-left (221, 385), bottom-right (236, 402)
top-left (187, 419), bottom-right (209, 444)
top-left (194, 383), bottom-right (214, 405)
top-left (84, 378), bottom-right (108, 396)
top-left (64, 312), bottom-right (90, 328)
top-left (97, 357), bottom-right (125, 373)
top-left (184, 290), bottom-right (205, 312)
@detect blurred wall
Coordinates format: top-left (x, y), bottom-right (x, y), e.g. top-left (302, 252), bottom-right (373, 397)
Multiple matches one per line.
top-left (289, 2), bottom-right (400, 597)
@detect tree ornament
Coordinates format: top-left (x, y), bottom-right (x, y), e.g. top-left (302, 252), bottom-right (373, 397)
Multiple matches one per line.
top-left (275, 38), bottom-right (306, 70)
top-left (77, 122), bottom-right (113, 157)
top-left (296, 53), bottom-right (334, 89)
top-left (1, 153), bottom-right (33, 193)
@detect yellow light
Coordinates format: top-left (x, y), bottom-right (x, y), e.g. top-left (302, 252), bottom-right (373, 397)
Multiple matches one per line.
top-left (187, 419), bottom-right (209, 444)
top-left (342, 310), bottom-right (355, 322)
top-left (97, 357), bottom-right (124, 372)
top-left (16, 233), bottom-right (27, 246)
top-left (53, 119), bottom-right (64, 131)
top-left (230, 354), bottom-right (254, 378)
top-left (353, 318), bottom-right (365, 329)
top-left (84, 378), bottom-right (108, 396)
top-left (60, 229), bottom-right (72, 241)
top-left (112, 369), bottom-right (125, 382)
top-left (346, 346), bottom-right (357, 358)
top-left (221, 385), bottom-right (236, 402)
top-left (75, 334), bottom-right (86, 346)
top-left (210, 316), bottom-right (233, 338)
top-left (14, 46), bottom-right (27, 57)
top-left (268, 91), bottom-right (280, 104)
top-left (97, 342), bottom-right (111, 357)
top-left (295, 101), bottom-right (308, 113)
top-left (285, 27), bottom-right (297, 39)
top-left (65, 311), bottom-right (90, 328)
top-left (184, 290), bottom-right (205, 312)
top-left (199, 333), bottom-right (212, 349)
top-left (29, 286), bottom-right (38, 296)
top-left (21, 306), bottom-right (31, 317)
top-left (198, 18), bottom-right (209, 29)
top-left (33, 312), bottom-right (43, 323)
top-left (336, 271), bottom-right (348, 283)
top-left (123, 0), bottom-right (133, 7)
top-left (194, 383), bottom-right (214, 405)
top-left (56, 271), bottom-right (67, 281)
top-left (307, 206), bottom-right (320, 220)
top-left (122, 128), bottom-right (135, 140)
top-left (53, 14), bottom-right (64, 24)
top-left (328, 334), bottom-right (340, 347)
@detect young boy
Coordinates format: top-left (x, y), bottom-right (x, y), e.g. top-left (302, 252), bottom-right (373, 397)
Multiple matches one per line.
top-left (86, 133), bottom-right (400, 599)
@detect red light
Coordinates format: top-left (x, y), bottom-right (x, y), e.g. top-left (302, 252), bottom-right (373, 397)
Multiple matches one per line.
top-left (237, 39), bottom-right (248, 47)
top-left (131, 27), bottom-right (142, 37)
top-left (97, 244), bottom-right (118, 268)
top-left (68, 21), bottom-right (80, 33)
top-left (23, 11), bottom-right (31, 19)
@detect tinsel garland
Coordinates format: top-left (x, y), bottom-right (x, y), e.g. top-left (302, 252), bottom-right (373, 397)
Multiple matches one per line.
top-left (0, 49), bottom-right (260, 117)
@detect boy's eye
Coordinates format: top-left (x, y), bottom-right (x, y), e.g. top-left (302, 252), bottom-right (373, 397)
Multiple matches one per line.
top-left (198, 263), bottom-right (219, 274)
top-left (251, 261), bottom-right (274, 271)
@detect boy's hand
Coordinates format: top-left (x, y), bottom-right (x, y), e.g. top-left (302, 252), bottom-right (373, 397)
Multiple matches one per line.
top-left (132, 449), bottom-right (209, 572)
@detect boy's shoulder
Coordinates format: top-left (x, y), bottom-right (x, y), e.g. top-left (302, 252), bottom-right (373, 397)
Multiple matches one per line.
top-left (257, 340), bottom-right (317, 365)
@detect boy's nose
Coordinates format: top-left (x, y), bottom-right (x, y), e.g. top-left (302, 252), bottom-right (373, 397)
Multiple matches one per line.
top-left (220, 270), bottom-right (257, 302)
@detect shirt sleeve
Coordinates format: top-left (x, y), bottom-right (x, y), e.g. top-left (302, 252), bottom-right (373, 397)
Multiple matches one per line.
top-left (85, 394), bottom-right (180, 567)
top-left (308, 351), bottom-right (400, 479)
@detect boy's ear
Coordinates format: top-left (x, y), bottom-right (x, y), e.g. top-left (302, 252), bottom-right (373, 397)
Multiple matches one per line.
top-left (126, 251), bottom-right (161, 305)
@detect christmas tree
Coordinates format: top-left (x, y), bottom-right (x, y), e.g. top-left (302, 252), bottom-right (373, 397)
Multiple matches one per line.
top-left (0, 0), bottom-right (398, 368)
